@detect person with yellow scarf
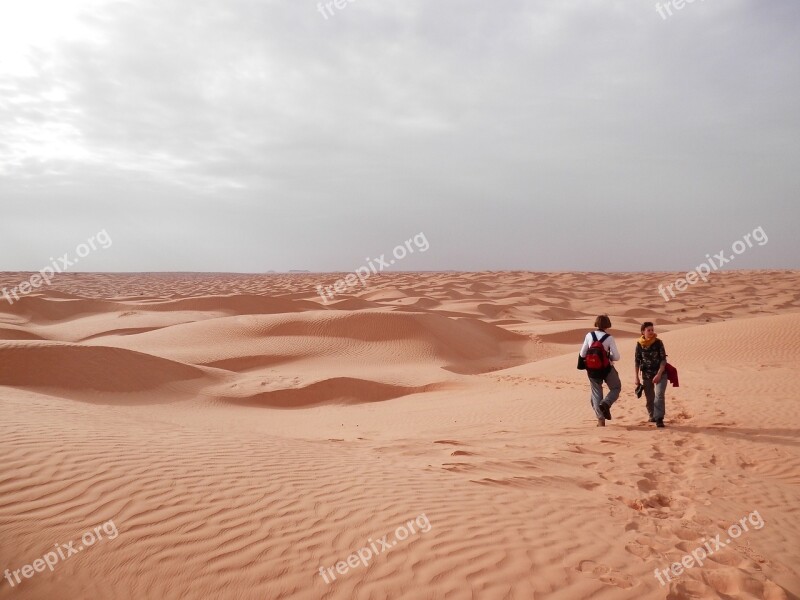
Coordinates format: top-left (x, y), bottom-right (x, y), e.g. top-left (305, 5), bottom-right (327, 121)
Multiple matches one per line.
top-left (635, 322), bottom-right (668, 427)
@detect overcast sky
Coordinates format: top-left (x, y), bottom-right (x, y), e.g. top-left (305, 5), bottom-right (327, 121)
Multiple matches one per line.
top-left (1, 0), bottom-right (798, 272)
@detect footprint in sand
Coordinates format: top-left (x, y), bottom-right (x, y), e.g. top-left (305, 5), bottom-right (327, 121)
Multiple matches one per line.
top-left (636, 473), bottom-right (662, 492)
top-left (735, 543), bottom-right (768, 565)
top-left (576, 560), bottom-right (637, 589)
top-left (577, 480), bottom-right (603, 490)
top-left (737, 454), bottom-right (756, 469)
top-left (691, 514), bottom-right (714, 526)
top-left (624, 541), bottom-right (653, 559)
top-left (599, 438), bottom-right (626, 446)
top-left (442, 462), bottom-right (477, 473)
top-left (620, 492), bottom-right (673, 512)
top-left (567, 444), bottom-right (614, 458)
top-left (668, 463), bottom-right (685, 475)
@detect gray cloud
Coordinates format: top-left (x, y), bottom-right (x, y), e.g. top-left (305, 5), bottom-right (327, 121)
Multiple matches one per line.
top-left (1, 0), bottom-right (798, 272)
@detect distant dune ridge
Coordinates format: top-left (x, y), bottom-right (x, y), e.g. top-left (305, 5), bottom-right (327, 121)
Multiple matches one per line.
top-left (1, 270), bottom-right (799, 599)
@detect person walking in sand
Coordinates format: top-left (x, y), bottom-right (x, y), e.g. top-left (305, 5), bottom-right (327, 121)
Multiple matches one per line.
top-left (635, 321), bottom-right (668, 428)
top-left (579, 314), bottom-right (621, 427)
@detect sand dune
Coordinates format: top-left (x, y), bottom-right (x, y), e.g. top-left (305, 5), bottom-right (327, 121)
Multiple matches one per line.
top-left (80, 310), bottom-right (534, 375)
top-left (0, 326), bottom-right (43, 341)
top-left (1, 270), bottom-right (799, 600)
top-left (0, 341), bottom-right (210, 398)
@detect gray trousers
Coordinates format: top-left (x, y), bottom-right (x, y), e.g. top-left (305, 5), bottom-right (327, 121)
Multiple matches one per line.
top-left (589, 366), bottom-right (621, 419)
top-left (643, 375), bottom-right (668, 421)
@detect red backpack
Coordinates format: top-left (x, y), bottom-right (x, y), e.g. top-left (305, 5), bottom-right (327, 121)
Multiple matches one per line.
top-left (585, 332), bottom-right (611, 379)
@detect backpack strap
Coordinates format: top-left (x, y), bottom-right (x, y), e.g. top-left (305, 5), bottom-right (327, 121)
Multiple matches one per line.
top-left (590, 332), bottom-right (598, 342)
top-left (600, 333), bottom-right (609, 343)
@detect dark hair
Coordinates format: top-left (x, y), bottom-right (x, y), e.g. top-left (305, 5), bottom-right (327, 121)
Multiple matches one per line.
top-left (641, 321), bottom-right (654, 333)
top-left (594, 314), bottom-right (612, 330)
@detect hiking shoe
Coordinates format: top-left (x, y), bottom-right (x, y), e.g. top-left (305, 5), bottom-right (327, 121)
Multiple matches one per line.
top-left (648, 417), bottom-right (656, 423)
top-left (600, 403), bottom-right (612, 420)
top-left (656, 420), bottom-right (665, 428)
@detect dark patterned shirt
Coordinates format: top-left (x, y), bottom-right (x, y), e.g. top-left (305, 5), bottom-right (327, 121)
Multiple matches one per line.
top-left (635, 339), bottom-right (667, 377)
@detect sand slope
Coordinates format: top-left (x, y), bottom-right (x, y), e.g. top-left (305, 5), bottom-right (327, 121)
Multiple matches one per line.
top-left (1, 270), bottom-right (799, 600)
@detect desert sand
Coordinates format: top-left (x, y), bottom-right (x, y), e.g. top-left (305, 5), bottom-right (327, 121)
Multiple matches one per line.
top-left (1, 270), bottom-right (799, 600)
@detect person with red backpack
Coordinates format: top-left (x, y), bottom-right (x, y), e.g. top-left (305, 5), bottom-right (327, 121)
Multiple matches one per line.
top-left (578, 314), bottom-right (621, 426)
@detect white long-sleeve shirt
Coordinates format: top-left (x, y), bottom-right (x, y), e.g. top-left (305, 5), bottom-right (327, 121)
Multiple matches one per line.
top-left (579, 330), bottom-right (620, 362)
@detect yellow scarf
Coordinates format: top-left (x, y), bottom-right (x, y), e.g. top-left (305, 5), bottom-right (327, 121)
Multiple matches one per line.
top-left (638, 334), bottom-right (659, 348)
